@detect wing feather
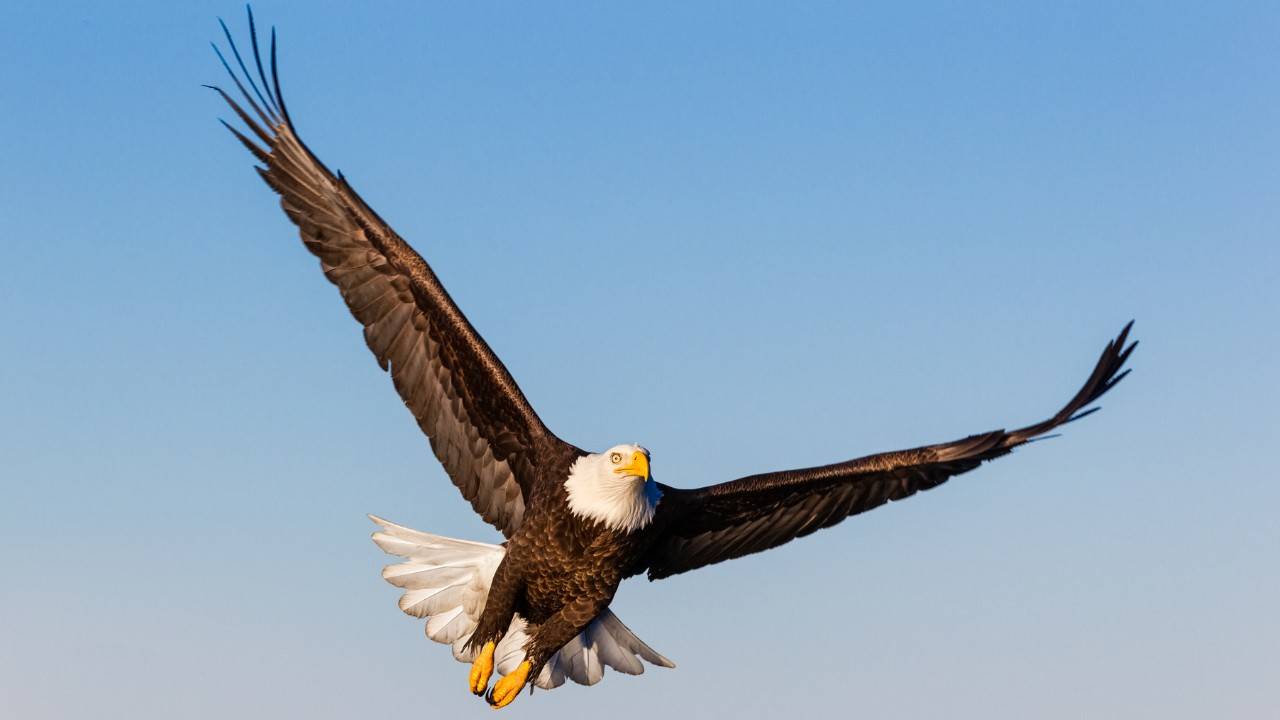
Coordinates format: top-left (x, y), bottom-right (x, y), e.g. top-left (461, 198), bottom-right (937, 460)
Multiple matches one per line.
top-left (645, 323), bottom-right (1136, 579)
top-left (211, 10), bottom-right (576, 536)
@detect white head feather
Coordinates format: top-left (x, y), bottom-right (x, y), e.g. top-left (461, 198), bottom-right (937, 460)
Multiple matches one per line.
top-left (564, 444), bottom-right (662, 533)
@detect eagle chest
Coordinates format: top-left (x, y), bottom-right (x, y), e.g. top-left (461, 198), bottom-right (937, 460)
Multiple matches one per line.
top-left (514, 513), bottom-right (641, 617)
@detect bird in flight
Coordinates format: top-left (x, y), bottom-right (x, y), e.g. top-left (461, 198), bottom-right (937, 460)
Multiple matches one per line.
top-left (210, 9), bottom-right (1136, 709)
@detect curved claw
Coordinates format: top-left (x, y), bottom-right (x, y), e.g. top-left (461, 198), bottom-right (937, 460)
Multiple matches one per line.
top-left (486, 661), bottom-right (532, 709)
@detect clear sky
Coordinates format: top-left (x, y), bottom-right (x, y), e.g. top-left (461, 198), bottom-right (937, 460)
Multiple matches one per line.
top-left (2, 2), bottom-right (1277, 718)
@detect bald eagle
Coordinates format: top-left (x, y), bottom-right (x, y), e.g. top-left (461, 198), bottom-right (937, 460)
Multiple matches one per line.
top-left (210, 11), bottom-right (1136, 709)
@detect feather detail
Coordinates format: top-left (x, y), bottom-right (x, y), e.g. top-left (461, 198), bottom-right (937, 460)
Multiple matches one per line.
top-left (210, 7), bottom-right (576, 541)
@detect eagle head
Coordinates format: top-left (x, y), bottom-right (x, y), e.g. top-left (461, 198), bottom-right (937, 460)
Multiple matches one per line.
top-left (563, 444), bottom-right (662, 533)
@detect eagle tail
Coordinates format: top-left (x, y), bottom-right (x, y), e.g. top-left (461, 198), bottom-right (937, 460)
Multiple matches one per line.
top-left (369, 515), bottom-right (674, 689)
top-left (370, 514), bottom-right (504, 660)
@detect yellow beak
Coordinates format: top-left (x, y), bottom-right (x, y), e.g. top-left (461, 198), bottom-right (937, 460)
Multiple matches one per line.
top-left (614, 451), bottom-right (650, 481)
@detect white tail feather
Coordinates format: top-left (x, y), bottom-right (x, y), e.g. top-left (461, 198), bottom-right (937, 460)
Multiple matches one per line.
top-left (370, 514), bottom-right (674, 688)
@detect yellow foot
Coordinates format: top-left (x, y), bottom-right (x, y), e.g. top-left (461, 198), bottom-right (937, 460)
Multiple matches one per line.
top-left (469, 642), bottom-right (496, 696)
top-left (486, 661), bottom-right (531, 709)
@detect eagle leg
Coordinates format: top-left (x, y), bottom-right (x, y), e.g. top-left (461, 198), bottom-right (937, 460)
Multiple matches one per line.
top-left (486, 661), bottom-right (532, 709)
top-left (468, 641), bottom-right (496, 696)
top-left (466, 558), bottom-right (521, 655)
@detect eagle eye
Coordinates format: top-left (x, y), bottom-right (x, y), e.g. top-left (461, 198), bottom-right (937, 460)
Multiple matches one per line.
top-left (609, 452), bottom-right (622, 463)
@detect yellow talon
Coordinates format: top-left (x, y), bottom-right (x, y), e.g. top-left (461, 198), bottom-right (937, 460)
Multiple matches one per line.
top-left (487, 660), bottom-right (531, 709)
top-left (469, 641), bottom-right (495, 695)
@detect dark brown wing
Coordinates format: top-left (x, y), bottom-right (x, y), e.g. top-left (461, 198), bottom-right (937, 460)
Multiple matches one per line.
top-left (643, 322), bottom-right (1136, 580)
top-left (209, 11), bottom-right (574, 536)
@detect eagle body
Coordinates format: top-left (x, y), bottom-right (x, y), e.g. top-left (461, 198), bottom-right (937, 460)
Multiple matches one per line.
top-left (475, 453), bottom-right (662, 677)
top-left (211, 10), bottom-right (1137, 709)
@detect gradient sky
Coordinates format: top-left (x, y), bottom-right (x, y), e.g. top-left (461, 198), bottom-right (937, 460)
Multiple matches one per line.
top-left (2, 2), bottom-right (1277, 718)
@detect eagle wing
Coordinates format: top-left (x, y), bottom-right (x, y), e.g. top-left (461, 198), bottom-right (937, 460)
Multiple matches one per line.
top-left (643, 322), bottom-right (1136, 580)
top-left (210, 12), bottom-right (570, 537)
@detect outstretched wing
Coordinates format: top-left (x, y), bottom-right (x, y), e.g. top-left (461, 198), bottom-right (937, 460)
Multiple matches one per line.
top-left (643, 322), bottom-right (1136, 580)
top-left (210, 11), bottom-right (572, 536)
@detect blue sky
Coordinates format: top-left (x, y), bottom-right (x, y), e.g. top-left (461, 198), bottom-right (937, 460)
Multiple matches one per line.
top-left (2, 2), bottom-right (1277, 718)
